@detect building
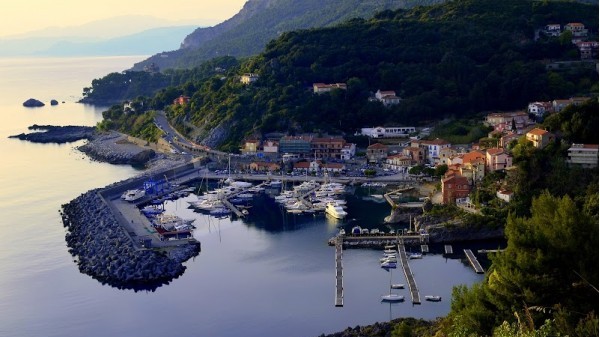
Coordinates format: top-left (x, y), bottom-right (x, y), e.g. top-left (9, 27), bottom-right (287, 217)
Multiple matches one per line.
top-left (241, 139), bottom-right (260, 155)
top-left (527, 101), bottom-right (552, 118)
top-left (311, 137), bottom-right (346, 159)
top-left (313, 83), bottom-right (347, 94)
top-left (366, 143), bottom-right (388, 163)
top-left (500, 132), bottom-right (521, 149)
top-left (543, 24), bottom-right (561, 37)
top-left (462, 158), bottom-right (486, 182)
top-left (403, 146), bottom-right (425, 165)
top-left (486, 148), bottom-right (513, 172)
top-left (485, 111), bottom-right (531, 127)
top-left (564, 22), bottom-right (588, 41)
top-left (441, 175), bottom-right (471, 204)
top-left (279, 136), bottom-right (313, 155)
top-left (341, 143), bottom-right (356, 160)
top-left (576, 41), bottom-right (599, 60)
top-left (173, 95), bottom-right (190, 105)
top-left (567, 144), bottom-right (599, 167)
top-left (293, 161), bottom-right (320, 173)
top-left (249, 161), bottom-right (281, 172)
top-left (374, 90), bottom-right (401, 106)
top-left (321, 163), bottom-right (345, 173)
top-left (385, 154), bottom-right (412, 172)
top-left (496, 189), bottom-right (514, 203)
top-left (261, 140), bottom-right (279, 157)
top-left (526, 128), bottom-right (554, 149)
top-left (439, 147), bottom-right (458, 164)
top-left (360, 126), bottom-right (416, 138)
top-left (240, 73), bottom-right (259, 85)
top-left (419, 138), bottom-right (451, 165)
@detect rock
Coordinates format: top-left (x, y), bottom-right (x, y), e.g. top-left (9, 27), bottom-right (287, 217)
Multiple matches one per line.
top-left (23, 98), bottom-right (45, 107)
top-left (50, 99), bottom-right (59, 106)
top-left (129, 149), bottom-right (156, 166)
top-left (8, 125), bottom-right (95, 143)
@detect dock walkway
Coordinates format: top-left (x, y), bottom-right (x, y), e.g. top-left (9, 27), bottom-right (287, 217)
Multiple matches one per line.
top-left (464, 249), bottom-right (485, 274)
top-left (334, 236), bottom-right (343, 307)
top-left (397, 239), bottom-right (420, 304)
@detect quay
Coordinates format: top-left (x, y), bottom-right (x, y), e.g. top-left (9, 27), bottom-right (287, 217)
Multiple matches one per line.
top-left (464, 249), bottom-right (485, 274)
top-left (334, 236), bottom-right (343, 307)
top-left (397, 239), bottom-right (421, 304)
top-left (330, 234), bottom-right (428, 248)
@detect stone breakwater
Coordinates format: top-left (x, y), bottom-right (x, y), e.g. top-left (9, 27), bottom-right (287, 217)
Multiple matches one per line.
top-left (77, 132), bottom-right (155, 166)
top-left (60, 189), bottom-right (200, 291)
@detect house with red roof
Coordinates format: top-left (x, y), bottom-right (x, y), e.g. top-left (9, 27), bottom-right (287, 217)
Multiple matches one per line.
top-left (366, 143), bottom-right (389, 163)
top-left (441, 175), bottom-right (471, 204)
top-left (486, 148), bottom-right (513, 172)
top-left (526, 128), bottom-right (555, 149)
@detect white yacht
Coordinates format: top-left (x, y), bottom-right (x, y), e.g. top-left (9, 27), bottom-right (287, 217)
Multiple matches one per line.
top-left (381, 294), bottom-right (404, 302)
top-left (325, 202), bottom-right (347, 219)
top-left (123, 189), bottom-right (145, 202)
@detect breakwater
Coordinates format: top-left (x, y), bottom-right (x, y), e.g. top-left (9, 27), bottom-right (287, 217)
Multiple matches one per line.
top-left (60, 189), bottom-right (200, 291)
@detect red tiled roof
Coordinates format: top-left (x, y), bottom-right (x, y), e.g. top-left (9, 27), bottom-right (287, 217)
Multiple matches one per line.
top-left (368, 143), bottom-right (388, 149)
top-left (527, 128), bottom-right (549, 136)
top-left (487, 148), bottom-right (504, 155)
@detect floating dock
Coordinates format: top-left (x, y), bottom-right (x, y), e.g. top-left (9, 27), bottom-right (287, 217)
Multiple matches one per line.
top-left (464, 249), bottom-right (485, 274)
top-left (444, 245), bottom-right (453, 254)
top-left (397, 239), bottom-right (420, 304)
top-left (334, 236), bottom-right (343, 307)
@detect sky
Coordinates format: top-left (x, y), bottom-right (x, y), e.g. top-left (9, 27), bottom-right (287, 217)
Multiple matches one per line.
top-left (0, 0), bottom-right (247, 38)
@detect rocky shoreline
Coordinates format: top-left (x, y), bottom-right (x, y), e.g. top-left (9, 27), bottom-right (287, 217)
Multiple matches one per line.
top-left (60, 188), bottom-right (200, 291)
top-left (8, 124), bottom-right (94, 143)
top-left (77, 132), bottom-right (157, 166)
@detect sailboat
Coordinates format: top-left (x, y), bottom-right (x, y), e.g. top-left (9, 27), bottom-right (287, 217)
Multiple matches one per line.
top-left (381, 269), bottom-right (404, 302)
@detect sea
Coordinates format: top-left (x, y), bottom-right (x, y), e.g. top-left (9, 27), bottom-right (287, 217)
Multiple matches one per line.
top-left (0, 56), bottom-right (487, 337)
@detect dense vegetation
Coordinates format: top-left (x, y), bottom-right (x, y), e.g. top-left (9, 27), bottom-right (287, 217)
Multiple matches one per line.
top-left (133, 0), bottom-right (444, 71)
top-left (87, 0), bottom-right (597, 152)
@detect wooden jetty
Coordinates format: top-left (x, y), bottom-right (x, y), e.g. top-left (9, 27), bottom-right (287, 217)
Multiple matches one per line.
top-left (397, 239), bottom-right (421, 304)
top-left (444, 245), bottom-right (453, 254)
top-left (334, 236), bottom-right (344, 307)
top-left (464, 249), bottom-right (485, 274)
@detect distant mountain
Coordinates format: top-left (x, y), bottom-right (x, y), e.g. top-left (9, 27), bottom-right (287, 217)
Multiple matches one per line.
top-left (0, 14), bottom-right (223, 58)
top-left (132, 0), bottom-right (444, 70)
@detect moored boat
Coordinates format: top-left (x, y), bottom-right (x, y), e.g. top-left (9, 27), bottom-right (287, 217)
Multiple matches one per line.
top-left (425, 295), bottom-right (442, 302)
top-left (381, 294), bottom-right (404, 302)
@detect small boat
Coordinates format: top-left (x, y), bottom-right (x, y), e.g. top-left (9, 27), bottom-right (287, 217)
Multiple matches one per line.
top-left (384, 245), bottom-right (396, 249)
top-left (339, 229), bottom-right (346, 236)
top-left (391, 284), bottom-right (405, 289)
top-left (380, 257), bottom-right (397, 263)
top-left (381, 294), bottom-right (404, 302)
top-left (425, 295), bottom-right (442, 302)
top-left (241, 209), bottom-right (249, 216)
top-left (381, 261), bottom-right (397, 268)
top-left (210, 208), bottom-right (231, 216)
top-left (409, 253), bottom-right (423, 259)
top-left (383, 249), bottom-right (396, 254)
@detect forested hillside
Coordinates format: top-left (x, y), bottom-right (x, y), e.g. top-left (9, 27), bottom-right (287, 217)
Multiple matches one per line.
top-left (88, 0), bottom-right (598, 152)
top-left (132, 0), bottom-right (444, 71)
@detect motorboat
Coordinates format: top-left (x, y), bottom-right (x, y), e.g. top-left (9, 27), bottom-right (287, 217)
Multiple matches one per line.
top-left (189, 199), bottom-right (223, 211)
top-left (381, 261), bottom-right (397, 268)
top-left (380, 256), bottom-right (397, 263)
top-left (351, 226), bottom-right (362, 235)
top-left (381, 294), bottom-right (404, 302)
top-left (391, 284), bottom-right (405, 289)
top-left (153, 214), bottom-right (194, 232)
top-left (409, 253), bottom-right (423, 259)
top-left (123, 189), bottom-right (145, 202)
top-left (384, 249), bottom-right (396, 254)
top-left (210, 207), bottom-right (231, 217)
top-left (325, 202), bottom-right (348, 219)
top-left (425, 295), bottom-right (442, 302)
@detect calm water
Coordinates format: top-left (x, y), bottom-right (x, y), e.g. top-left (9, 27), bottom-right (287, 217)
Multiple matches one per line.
top-left (0, 57), bottom-right (484, 337)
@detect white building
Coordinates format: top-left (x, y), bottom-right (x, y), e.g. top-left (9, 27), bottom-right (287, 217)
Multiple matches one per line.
top-left (341, 143), bottom-right (356, 160)
top-left (567, 144), bottom-right (598, 167)
top-left (240, 73), bottom-right (259, 85)
top-left (360, 126), bottom-right (416, 138)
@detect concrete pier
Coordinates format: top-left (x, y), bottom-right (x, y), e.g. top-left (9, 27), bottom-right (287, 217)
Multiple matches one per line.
top-left (334, 236), bottom-right (343, 307)
top-left (464, 249), bottom-right (485, 274)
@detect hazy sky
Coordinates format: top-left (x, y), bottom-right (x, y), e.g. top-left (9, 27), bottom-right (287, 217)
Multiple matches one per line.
top-left (1, 0), bottom-right (247, 37)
